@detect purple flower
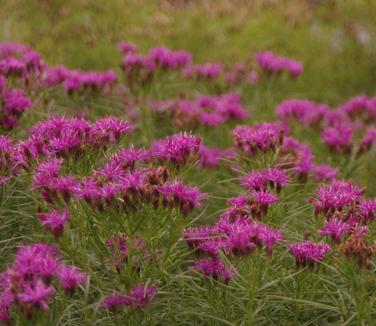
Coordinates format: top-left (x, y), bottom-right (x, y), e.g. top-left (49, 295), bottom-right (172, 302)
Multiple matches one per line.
top-left (96, 146), bottom-right (149, 180)
top-left (225, 224), bottom-right (257, 256)
top-left (167, 93), bottom-right (247, 129)
top-left (192, 258), bottom-right (236, 284)
top-left (276, 99), bottom-right (328, 126)
top-left (309, 180), bottom-right (364, 218)
top-left (51, 68), bottom-right (118, 94)
top-left (289, 241), bottom-right (332, 268)
top-left (183, 226), bottom-right (215, 249)
top-left (233, 122), bottom-right (285, 157)
top-left (56, 266), bottom-right (86, 294)
top-left (14, 243), bottom-right (59, 280)
top-left (280, 137), bottom-right (315, 181)
top-left (117, 42), bottom-right (138, 54)
top-left (0, 176), bottom-right (9, 186)
top-left (254, 222), bottom-right (284, 255)
top-left (157, 181), bottom-right (207, 215)
top-left (250, 190), bottom-right (278, 218)
top-left (0, 89), bottom-right (32, 129)
top-left (183, 63), bottom-right (223, 80)
top-left (187, 214), bottom-right (283, 258)
top-left (322, 123), bottom-right (353, 153)
top-left (318, 219), bottom-right (351, 243)
top-left (0, 136), bottom-right (14, 171)
top-left (151, 132), bottom-right (201, 167)
top-left (44, 65), bottom-right (70, 87)
top-left (35, 158), bottom-right (64, 178)
top-left (359, 199), bottom-right (376, 223)
top-left (38, 210), bottom-right (70, 238)
top-left (0, 240), bottom-right (87, 321)
top-left (17, 280), bottom-right (55, 311)
top-left (199, 145), bottom-right (235, 168)
top-left (311, 164), bottom-right (338, 182)
top-left (90, 117), bottom-right (135, 146)
top-left (255, 51), bottom-right (303, 77)
top-left (337, 95), bottom-right (376, 121)
top-left (121, 53), bottom-right (152, 85)
top-left (241, 167), bottom-right (289, 192)
top-left (125, 284), bottom-right (157, 309)
top-left (360, 127), bottom-right (376, 153)
top-left (105, 234), bottom-right (150, 271)
top-left (100, 293), bottom-right (129, 312)
top-left (75, 179), bottom-right (102, 207)
top-left (146, 46), bottom-right (192, 70)
top-left (0, 58), bottom-right (26, 78)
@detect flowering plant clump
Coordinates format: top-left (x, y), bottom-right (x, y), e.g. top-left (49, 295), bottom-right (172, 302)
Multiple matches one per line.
top-left (44, 66), bottom-right (117, 94)
top-left (1, 10), bottom-right (376, 325)
top-left (0, 243), bottom-right (86, 323)
top-left (232, 122), bottom-right (285, 157)
top-left (152, 93), bottom-right (248, 129)
top-left (150, 132), bottom-right (201, 167)
top-left (289, 241), bottom-right (332, 268)
top-left (255, 51), bottom-right (303, 77)
top-left (100, 284), bottom-right (157, 312)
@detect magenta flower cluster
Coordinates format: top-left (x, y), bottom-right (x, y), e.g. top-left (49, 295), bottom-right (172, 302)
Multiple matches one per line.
top-left (184, 165), bottom-right (287, 283)
top-left (44, 66), bottom-right (117, 94)
top-left (1, 35), bottom-right (376, 324)
top-left (121, 45), bottom-right (191, 85)
top-left (101, 284), bottom-right (157, 312)
top-left (152, 92), bottom-right (248, 129)
top-left (0, 42), bottom-right (44, 82)
top-left (232, 122), bottom-right (285, 157)
top-left (307, 179), bottom-right (376, 248)
top-left (151, 132), bottom-right (201, 166)
top-left (198, 145), bottom-right (235, 168)
top-left (255, 51), bottom-right (303, 77)
top-left (274, 95), bottom-right (376, 154)
top-left (288, 241), bottom-right (332, 268)
top-left (276, 99), bottom-right (329, 127)
top-left (0, 243), bottom-right (86, 323)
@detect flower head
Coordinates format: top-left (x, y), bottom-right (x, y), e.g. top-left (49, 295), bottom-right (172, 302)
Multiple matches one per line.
top-left (289, 241), bottom-right (332, 268)
top-left (56, 266), bottom-right (86, 294)
top-left (151, 132), bottom-right (201, 167)
top-left (318, 219), bottom-right (351, 243)
top-left (125, 284), bottom-right (157, 309)
top-left (38, 210), bottom-right (70, 238)
top-left (192, 258), bottom-right (236, 284)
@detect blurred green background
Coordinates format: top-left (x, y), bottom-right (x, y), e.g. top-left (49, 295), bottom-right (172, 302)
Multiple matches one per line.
top-left (1, 0), bottom-right (376, 104)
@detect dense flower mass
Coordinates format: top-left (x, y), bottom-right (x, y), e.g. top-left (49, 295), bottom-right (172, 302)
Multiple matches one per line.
top-left (151, 132), bottom-right (201, 166)
top-left (0, 27), bottom-right (375, 325)
top-left (44, 66), bottom-right (117, 94)
top-left (0, 243), bottom-right (86, 323)
top-left (255, 51), bottom-right (303, 77)
top-left (153, 93), bottom-right (248, 129)
top-left (20, 116), bottom-right (135, 161)
top-left (309, 180), bottom-right (365, 219)
top-left (241, 168), bottom-right (290, 192)
top-left (276, 99), bottom-right (329, 127)
top-left (0, 87), bottom-right (32, 129)
top-left (289, 241), bottom-right (332, 268)
top-left (232, 122), bottom-right (285, 157)
top-left (318, 219), bottom-right (351, 243)
top-left (183, 63), bottom-right (223, 80)
top-left (157, 181), bottom-right (207, 215)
